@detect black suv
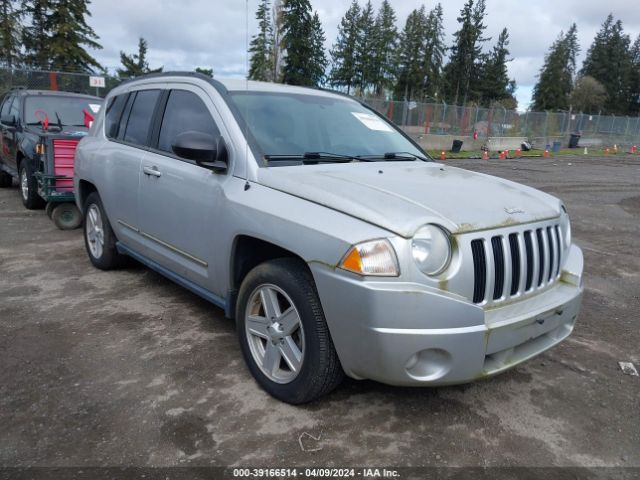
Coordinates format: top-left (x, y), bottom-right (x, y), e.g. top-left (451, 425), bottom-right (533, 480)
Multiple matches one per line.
top-left (0, 88), bottom-right (102, 208)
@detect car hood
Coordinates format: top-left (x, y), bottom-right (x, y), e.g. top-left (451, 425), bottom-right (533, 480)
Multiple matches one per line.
top-left (257, 162), bottom-right (561, 238)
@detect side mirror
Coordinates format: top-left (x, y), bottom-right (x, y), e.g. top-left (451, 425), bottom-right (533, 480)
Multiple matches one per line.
top-left (172, 131), bottom-right (227, 172)
top-left (1, 114), bottom-right (15, 127)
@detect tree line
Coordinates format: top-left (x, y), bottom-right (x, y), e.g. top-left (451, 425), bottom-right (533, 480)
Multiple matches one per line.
top-left (250, 0), bottom-right (640, 115)
top-left (249, 0), bottom-right (516, 108)
top-left (533, 15), bottom-right (640, 115)
top-left (0, 0), bottom-right (212, 79)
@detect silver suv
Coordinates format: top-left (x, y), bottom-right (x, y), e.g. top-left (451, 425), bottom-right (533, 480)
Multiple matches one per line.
top-left (74, 73), bottom-right (584, 404)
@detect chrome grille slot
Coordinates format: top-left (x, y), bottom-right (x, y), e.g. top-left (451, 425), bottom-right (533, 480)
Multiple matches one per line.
top-left (508, 233), bottom-right (520, 295)
top-left (524, 231), bottom-right (534, 291)
top-left (491, 236), bottom-right (505, 300)
top-left (468, 220), bottom-right (563, 306)
top-left (471, 239), bottom-right (486, 304)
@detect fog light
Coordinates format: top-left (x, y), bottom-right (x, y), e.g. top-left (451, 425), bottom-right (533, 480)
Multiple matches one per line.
top-left (405, 348), bottom-right (452, 380)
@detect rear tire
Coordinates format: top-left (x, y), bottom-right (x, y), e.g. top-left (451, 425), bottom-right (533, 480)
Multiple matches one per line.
top-left (0, 170), bottom-right (12, 188)
top-left (83, 192), bottom-right (125, 270)
top-left (236, 258), bottom-right (344, 404)
top-left (52, 202), bottom-right (82, 230)
top-left (19, 162), bottom-right (45, 209)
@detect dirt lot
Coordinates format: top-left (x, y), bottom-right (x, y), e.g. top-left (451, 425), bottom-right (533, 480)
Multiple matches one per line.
top-left (0, 156), bottom-right (638, 469)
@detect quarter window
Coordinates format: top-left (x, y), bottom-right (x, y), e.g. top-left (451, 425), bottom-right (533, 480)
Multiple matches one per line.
top-left (1, 96), bottom-right (14, 118)
top-left (123, 89), bottom-right (160, 146)
top-left (157, 90), bottom-right (219, 154)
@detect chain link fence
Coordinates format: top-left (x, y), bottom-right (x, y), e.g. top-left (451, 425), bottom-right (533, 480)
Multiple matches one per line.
top-left (365, 98), bottom-right (640, 149)
top-left (0, 67), bottom-right (120, 98)
top-left (2, 67), bottom-right (639, 148)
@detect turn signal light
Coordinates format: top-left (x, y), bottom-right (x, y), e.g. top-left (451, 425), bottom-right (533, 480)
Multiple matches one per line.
top-left (339, 239), bottom-right (399, 277)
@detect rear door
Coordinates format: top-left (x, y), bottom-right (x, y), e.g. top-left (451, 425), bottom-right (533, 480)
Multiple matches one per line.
top-left (101, 89), bottom-right (161, 255)
top-left (137, 86), bottom-right (228, 293)
top-left (0, 95), bottom-right (17, 172)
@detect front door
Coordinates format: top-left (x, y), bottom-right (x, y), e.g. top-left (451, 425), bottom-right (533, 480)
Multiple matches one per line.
top-left (0, 95), bottom-right (18, 173)
top-left (138, 87), bottom-right (227, 294)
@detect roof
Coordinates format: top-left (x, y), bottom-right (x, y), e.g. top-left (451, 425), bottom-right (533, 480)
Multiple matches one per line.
top-left (110, 71), bottom-right (355, 101)
top-left (9, 89), bottom-right (102, 101)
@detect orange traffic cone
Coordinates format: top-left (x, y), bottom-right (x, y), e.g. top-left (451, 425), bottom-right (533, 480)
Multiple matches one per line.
top-left (505, 150), bottom-right (510, 158)
top-left (605, 148), bottom-right (610, 156)
top-left (516, 148), bottom-right (522, 158)
top-left (440, 150), bottom-right (446, 161)
top-left (543, 149), bottom-right (550, 158)
top-left (482, 150), bottom-right (489, 160)
top-left (634, 145), bottom-right (638, 154)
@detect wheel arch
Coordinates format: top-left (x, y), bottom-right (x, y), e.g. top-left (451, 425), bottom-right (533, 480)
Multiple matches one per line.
top-left (227, 235), bottom-right (311, 319)
top-left (77, 179), bottom-right (97, 214)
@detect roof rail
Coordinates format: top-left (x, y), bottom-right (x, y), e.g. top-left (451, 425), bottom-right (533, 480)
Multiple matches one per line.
top-left (9, 86), bottom-right (27, 90)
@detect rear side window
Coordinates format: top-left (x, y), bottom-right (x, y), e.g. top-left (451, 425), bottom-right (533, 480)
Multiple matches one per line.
top-left (1, 96), bottom-right (13, 118)
top-left (9, 97), bottom-right (19, 119)
top-left (157, 90), bottom-right (219, 154)
top-left (123, 90), bottom-right (160, 146)
top-left (105, 94), bottom-right (128, 139)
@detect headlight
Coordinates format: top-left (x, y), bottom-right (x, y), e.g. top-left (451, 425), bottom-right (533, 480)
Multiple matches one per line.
top-left (560, 206), bottom-right (571, 248)
top-left (412, 225), bottom-right (452, 276)
top-left (339, 239), bottom-right (399, 276)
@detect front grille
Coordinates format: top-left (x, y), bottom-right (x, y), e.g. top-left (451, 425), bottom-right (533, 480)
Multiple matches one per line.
top-left (470, 221), bottom-right (563, 305)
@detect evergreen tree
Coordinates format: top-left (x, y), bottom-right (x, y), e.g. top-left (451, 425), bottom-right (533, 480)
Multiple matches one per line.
top-left (630, 35), bottom-right (640, 115)
top-left (22, 0), bottom-right (51, 69)
top-left (581, 14), bottom-right (634, 114)
top-left (309, 12), bottom-right (328, 86)
top-left (531, 25), bottom-right (580, 111)
top-left (117, 38), bottom-right (163, 79)
top-left (370, 0), bottom-right (397, 96)
top-left (442, 0), bottom-right (489, 105)
top-left (478, 28), bottom-right (516, 106)
top-left (248, 0), bottom-right (274, 82)
top-left (421, 3), bottom-right (446, 100)
top-left (46, 0), bottom-right (102, 72)
top-left (0, 0), bottom-right (22, 68)
top-left (280, 0), bottom-right (326, 86)
top-left (329, 0), bottom-right (360, 94)
top-left (354, 0), bottom-right (375, 93)
top-left (195, 67), bottom-right (213, 78)
top-left (394, 6), bottom-right (428, 101)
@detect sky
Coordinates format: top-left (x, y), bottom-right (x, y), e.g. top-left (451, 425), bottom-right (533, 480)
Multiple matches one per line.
top-left (86, 0), bottom-right (640, 111)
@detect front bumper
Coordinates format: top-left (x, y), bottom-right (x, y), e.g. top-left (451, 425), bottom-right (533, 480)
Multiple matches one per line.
top-left (310, 244), bottom-right (583, 386)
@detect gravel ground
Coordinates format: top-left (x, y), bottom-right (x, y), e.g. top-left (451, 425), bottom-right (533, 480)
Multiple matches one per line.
top-left (0, 155), bottom-right (638, 469)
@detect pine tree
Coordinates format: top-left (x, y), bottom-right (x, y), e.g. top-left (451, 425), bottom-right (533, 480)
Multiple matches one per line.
top-left (117, 38), bottom-right (163, 79)
top-left (309, 12), bottom-right (327, 86)
top-left (22, 0), bottom-right (51, 69)
top-left (280, 0), bottom-right (326, 86)
top-left (195, 67), bottom-right (213, 78)
top-left (421, 3), bottom-right (446, 100)
top-left (442, 0), bottom-right (489, 105)
top-left (329, 0), bottom-right (360, 94)
top-left (46, 0), bottom-right (102, 72)
top-left (630, 35), bottom-right (640, 115)
top-left (370, 0), bottom-right (397, 96)
top-left (0, 0), bottom-right (22, 68)
top-left (248, 0), bottom-right (274, 82)
top-left (394, 6), bottom-right (428, 101)
top-left (354, 0), bottom-right (375, 93)
top-left (478, 28), bottom-right (515, 106)
top-left (581, 14), bottom-right (634, 114)
top-left (531, 25), bottom-right (580, 111)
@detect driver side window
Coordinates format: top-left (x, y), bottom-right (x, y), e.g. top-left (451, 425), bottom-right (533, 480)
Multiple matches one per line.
top-left (157, 90), bottom-right (219, 155)
top-left (0, 96), bottom-right (13, 119)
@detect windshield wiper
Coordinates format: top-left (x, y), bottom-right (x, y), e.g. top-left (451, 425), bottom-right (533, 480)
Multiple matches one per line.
top-left (264, 152), bottom-right (359, 164)
top-left (357, 151), bottom-right (430, 162)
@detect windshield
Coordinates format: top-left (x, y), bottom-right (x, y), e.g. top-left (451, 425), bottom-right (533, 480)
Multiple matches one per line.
top-left (228, 91), bottom-right (426, 162)
top-left (24, 95), bottom-right (102, 127)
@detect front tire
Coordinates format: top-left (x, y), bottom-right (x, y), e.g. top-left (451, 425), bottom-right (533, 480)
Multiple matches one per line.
top-left (236, 258), bottom-right (343, 404)
top-left (19, 163), bottom-right (45, 209)
top-left (83, 192), bottom-right (125, 270)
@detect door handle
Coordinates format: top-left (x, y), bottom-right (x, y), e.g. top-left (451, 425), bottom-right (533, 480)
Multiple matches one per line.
top-left (143, 165), bottom-right (162, 177)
